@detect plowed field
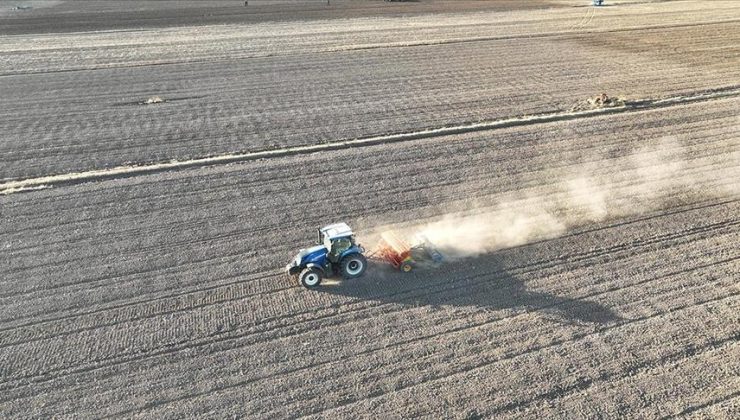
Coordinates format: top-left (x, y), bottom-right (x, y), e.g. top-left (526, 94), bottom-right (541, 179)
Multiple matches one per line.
top-left (1, 0), bottom-right (738, 418)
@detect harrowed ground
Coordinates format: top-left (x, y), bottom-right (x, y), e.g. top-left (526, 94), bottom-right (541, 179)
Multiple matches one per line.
top-left (0, 0), bottom-right (738, 418)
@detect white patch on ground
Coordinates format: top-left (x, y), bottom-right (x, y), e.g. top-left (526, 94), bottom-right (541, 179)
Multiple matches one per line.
top-left (143, 96), bottom-right (165, 105)
top-left (0, 184), bottom-right (50, 194)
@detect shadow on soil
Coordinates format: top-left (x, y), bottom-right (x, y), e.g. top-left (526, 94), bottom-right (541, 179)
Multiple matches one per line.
top-left (320, 252), bottom-right (622, 325)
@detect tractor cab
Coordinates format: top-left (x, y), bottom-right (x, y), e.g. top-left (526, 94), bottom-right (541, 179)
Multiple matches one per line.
top-left (286, 223), bottom-right (368, 288)
top-left (318, 223), bottom-right (358, 261)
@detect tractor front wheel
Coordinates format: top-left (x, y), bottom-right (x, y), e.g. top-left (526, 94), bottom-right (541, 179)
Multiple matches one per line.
top-left (340, 254), bottom-right (367, 279)
top-left (299, 267), bottom-right (323, 288)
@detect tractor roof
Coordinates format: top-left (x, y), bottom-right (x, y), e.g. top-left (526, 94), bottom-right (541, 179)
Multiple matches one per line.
top-left (320, 222), bottom-right (353, 239)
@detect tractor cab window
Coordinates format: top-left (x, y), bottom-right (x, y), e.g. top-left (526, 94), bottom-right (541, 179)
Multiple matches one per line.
top-left (335, 237), bottom-right (351, 250)
top-left (327, 236), bottom-right (352, 262)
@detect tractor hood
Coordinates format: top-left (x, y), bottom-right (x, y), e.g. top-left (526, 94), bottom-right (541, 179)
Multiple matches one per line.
top-left (295, 245), bottom-right (326, 262)
top-left (286, 245), bottom-right (327, 272)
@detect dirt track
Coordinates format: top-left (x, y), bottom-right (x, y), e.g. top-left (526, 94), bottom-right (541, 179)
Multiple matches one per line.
top-left (0, 0), bottom-right (739, 418)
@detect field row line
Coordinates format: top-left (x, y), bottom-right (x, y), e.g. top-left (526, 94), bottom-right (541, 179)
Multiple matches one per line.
top-left (295, 295), bottom-right (739, 419)
top-left (6, 81), bottom-right (737, 198)
top-left (4, 120), bottom-right (736, 242)
top-left (4, 138), bottom-right (736, 278)
top-left (661, 390), bottom-right (740, 420)
top-left (3, 18), bottom-right (739, 77)
top-left (4, 252), bottom-right (733, 409)
top-left (4, 107), bottom-right (737, 222)
top-left (1, 233), bottom-right (734, 390)
top-left (0, 197), bottom-right (735, 342)
top-left (4, 144), bottom-right (734, 306)
top-left (130, 289), bottom-right (740, 418)
top-left (2, 84), bottom-right (739, 195)
top-left (1, 231), bottom-right (733, 355)
top-left (1, 194), bottom-right (735, 333)
top-left (444, 337), bottom-right (739, 419)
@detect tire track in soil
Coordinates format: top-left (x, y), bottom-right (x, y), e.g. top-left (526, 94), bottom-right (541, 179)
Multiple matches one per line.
top-left (672, 392), bottom-right (740, 419)
top-left (4, 100), bottom-right (736, 280)
top-left (4, 262), bottom-right (736, 416)
top-left (0, 234), bottom-right (735, 401)
top-left (3, 120), bottom-right (736, 243)
top-left (482, 342), bottom-right (739, 418)
top-left (127, 293), bottom-right (739, 419)
top-left (4, 19), bottom-right (740, 77)
top-left (507, 345), bottom-right (739, 419)
top-left (292, 298), bottom-right (738, 419)
top-left (2, 85), bottom-right (738, 194)
top-left (0, 198), bottom-right (736, 352)
top-left (0, 197), bottom-right (736, 364)
top-left (2, 149), bottom-right (736, 300)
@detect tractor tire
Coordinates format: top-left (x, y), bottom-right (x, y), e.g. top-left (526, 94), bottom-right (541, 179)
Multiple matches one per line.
top-left (340, 254), bottom-right (367, 279)
top-left (298, 267), bottom-right (323, 288)
top-left (399, 260), bottom-right (414, 273)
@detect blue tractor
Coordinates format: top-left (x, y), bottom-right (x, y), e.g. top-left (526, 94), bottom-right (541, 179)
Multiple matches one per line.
top-left (285, 223), bottom-right (368, 288)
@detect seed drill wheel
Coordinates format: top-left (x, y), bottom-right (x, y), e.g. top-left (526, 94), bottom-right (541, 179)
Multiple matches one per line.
top-left (340, 254), bottom-right (367, 279)
top-left (400, 260), bottom-right (414, 273)
top-left (299, 267), bottom-right (323, 288)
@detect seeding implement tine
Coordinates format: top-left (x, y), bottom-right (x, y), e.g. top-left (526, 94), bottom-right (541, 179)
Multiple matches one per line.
top-left (415, 234), bottom-right (445, 263)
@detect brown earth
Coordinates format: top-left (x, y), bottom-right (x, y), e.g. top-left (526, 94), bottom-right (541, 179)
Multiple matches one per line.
top-left (0, 0), bottom-right (738, 418)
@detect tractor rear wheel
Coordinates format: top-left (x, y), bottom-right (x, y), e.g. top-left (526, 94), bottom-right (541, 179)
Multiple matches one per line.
top-left (299, 267), bottom-right (323, 288)
top-left (340, 254), bottom-right (367, 279)
top-left (399, 260), bottom-right (414, 273)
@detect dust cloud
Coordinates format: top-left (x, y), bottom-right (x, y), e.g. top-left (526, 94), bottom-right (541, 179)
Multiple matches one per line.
top-left (404, 136), bottom-right (738, 259)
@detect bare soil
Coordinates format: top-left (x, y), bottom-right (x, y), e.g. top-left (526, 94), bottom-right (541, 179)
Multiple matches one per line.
top-left (0, 1), bottom-right (738, 418)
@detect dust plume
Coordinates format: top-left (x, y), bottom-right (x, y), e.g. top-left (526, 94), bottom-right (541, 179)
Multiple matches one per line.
top-left (400, 136), bottom-right (738, 259)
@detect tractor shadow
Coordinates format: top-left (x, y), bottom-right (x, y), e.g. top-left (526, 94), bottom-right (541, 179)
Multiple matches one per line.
top-left (320, 251), bottom-right (621, 326)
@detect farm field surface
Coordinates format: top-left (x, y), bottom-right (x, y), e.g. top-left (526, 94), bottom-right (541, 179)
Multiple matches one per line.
top-left (0, 0), bottom-right (739, 418)
top-left (2, 0), bottom-right (740, 179)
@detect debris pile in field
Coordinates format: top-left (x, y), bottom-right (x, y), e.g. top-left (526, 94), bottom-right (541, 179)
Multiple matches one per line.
top-left (142, 96), bottom-right (166, 105)
top-left (588, 93), bottom-right (624, 108)
top-left (571, 93), bottom-right (626, 111)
